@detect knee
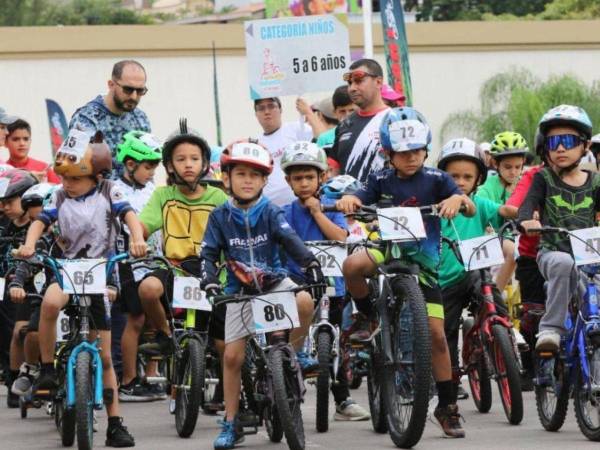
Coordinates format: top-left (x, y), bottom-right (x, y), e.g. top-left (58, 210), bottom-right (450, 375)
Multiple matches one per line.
top-left (223, 347), bottom-right (244, 371)
top-left (138, 278), bottom-right (162, 303)
top-left (40, 299), bottom-right (60, 320)
top-left (296, 292), bottom-right (313, 317)
top-left (342, 255), bottom-right (361, 277)
top-left (12, 323), bottom-right (24, 341)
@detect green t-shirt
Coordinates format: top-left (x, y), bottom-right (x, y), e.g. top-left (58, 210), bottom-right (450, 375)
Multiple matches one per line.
top-left (439, 195), bottom-right (501, 288)
top-left (316, 127), bottom-right (336, 150)
top-left (139, 184), bottom-right (228, 262)
top-left (476, 174), bottom-right (512, 229)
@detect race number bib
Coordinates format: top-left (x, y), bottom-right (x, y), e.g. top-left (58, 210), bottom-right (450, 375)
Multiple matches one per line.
top-left (309, 244), bottom-right (346, 277)
top-left (172, 277), bottom-right (212, 311)
top-left (56, 310), bottom-right (70, 342)
top-left (60, 259), bottom-right (106, 295)
top-left (377, 207), bottom-right (426, 241)
top-left (458, 235), bottom-right (504, 271)
top-left (252, 290), bottom-right (299, 333)
top-left (570, 227), bottom-right (600, 266)
top-left (0, 277), bottom-right (4, 301)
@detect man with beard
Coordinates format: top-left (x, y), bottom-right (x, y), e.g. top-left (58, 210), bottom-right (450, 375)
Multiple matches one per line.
top-left (69, 60), bottom-right (151, 175)
top-left (329, 59), bottom-right (389, 183)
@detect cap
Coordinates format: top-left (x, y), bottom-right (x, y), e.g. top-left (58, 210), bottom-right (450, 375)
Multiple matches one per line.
top-left (312, 98), bottom-right (336, 121)
top-left (381, 84), bottom-right (406, 103)
top-left (0, 108), bottom-right (18, 126)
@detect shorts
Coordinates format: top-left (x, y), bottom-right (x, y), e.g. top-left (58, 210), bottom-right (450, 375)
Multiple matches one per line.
top-left (367, 248), bottom-right (444, 319)
top-left (118, 262), bottom-right (143, 316)
top-left (225, 277), bottom-right (297, 344)
top-left (141, 268), bottom-right (174, 314)
top-left (14, 301), bottom-right (31, 322)
top-left (515, 256), bottom-right (545, 305)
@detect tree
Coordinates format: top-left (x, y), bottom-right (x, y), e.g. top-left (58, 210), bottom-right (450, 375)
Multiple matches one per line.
top-left (439, 68), bottom-right (600, 148)
top-left (403, 0), bottom-right (552, 21)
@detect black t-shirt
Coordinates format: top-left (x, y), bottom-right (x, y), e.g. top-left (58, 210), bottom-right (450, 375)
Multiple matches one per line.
top-left (0, 219), bottom-right (30, 276)
top-left (330, 108), bottom-right (389, 183)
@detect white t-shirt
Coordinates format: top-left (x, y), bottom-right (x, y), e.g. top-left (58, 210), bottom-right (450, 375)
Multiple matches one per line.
top-left (258, 121), bottom-right (313, 207)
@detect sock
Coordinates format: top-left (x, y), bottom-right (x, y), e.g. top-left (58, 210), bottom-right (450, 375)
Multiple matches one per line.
top-left (436, 380), bottom-right (455, 409)
top-left (353, 295), bottom-right (371, 316)
top-left (108, 416), bottom-right (122, 429)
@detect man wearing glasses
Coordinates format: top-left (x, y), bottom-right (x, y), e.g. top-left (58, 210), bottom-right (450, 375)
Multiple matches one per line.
top-left (69, 60), bottom-right (151, 174)
top-left (329, 58), bottom-right (389, 183)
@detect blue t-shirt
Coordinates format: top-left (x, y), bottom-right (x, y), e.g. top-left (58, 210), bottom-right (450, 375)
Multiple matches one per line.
top-left (283, 198), bottom-right (347, 296)
top-left (356, 167), bottom-right (461, 278)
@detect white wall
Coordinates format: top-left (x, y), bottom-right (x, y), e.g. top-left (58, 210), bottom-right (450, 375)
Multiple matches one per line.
top-left (2, 46), bottom-right (600, 167)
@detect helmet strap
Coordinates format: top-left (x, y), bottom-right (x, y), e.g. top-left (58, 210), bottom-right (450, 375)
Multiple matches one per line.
top-left (126, 162), bottom-right (146, 190)
top-left (170, 166), bottom-right (202, 193)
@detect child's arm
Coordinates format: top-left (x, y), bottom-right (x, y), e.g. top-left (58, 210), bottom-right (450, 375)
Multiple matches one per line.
top-left (199, 213), bottom-right (223, 287)
top-left (304, 197), bottom-right (347, 241)
top-left (16, 220), bottom-right (45, 258)
top-left (438, 194), bottom-right (474, 219)
top-left (499, 205), bottom-right (518, 219)
top-left (123, 211), bottom-right (148, 258)
top-left (517, 171), bottom-right (546, 234)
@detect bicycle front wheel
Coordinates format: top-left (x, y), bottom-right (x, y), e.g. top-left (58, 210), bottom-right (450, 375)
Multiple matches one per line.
top-left (316, 331), bottom-right (332, 433)
top-left (75, 351), bottom-right (94, 450)
top-left (534, 354), bottom-right (569, 431)
top-left (574, 348), bottom-right (600, 440)
top-left (382, 275), bottom-right (432, 449)
top-left (175, 337), bottom-right (205, 438)
top-left (491, 324), bottom-right (523, 425)
top-left (270, 346), bottom-right (305, 450)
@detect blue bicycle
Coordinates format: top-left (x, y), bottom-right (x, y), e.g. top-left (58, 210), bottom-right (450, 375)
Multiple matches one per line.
top-left (27, 251), bottom-right (129, 449)
top-left (531, 227), bottom-right (600, 440)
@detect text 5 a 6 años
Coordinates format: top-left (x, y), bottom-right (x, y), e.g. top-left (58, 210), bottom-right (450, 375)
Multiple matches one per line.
top-left (292, 55), bottom-right (346, 74)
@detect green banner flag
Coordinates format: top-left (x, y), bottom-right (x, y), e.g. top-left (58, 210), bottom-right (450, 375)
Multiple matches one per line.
top-left (380, 0), bottom-right (413, 106)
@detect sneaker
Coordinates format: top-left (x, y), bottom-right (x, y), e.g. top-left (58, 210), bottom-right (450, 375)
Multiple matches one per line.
top-left (536, 330), bottom-right (560, 353)
top-left (433, 404), bottom-right (465, 438)
top-left (12, 362), bottom-right (39, 396)
top-left (334, 399), bottom-right (370, 421)
top-left (348, 313), bottom-right (372, 342)
top-left (146, 382), bottom-right (167, 401)
top-left (118, 379), bottom-right (155, 403)
top-left (34, 368), bottom-right (58, 392)
top-left (456, 383), bottom-right (469, 400)
top-left (6, 389), bottom-right (19, 408)
top-left (296, 351), bottom-right (318, 375)
top-left (513, 329), bottom-right (529, 352)
top-left (213, 418), bottom-right (244, 450)
top-left (105, 417), bottom-right (135, 447)
top-left (138, 331), bottom-right (174, 357)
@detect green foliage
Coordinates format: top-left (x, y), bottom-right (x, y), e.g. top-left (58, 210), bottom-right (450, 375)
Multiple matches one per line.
top-left (404, 0), bottom-right (551, 21)
top-left (538, 0), bottom-right (600, 20)
top-left (440, 68), bottom-right (600, 148)
top-left (0, 0), bottom-right (156, 26)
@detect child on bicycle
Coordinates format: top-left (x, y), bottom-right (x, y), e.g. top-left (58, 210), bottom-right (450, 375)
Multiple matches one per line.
top-left (0, 169), bottom-right (39, 407)
top-left (436, 138), bottom-right (516, 401)
top-left (113, 130), bottom-right (164, 402)
top-left (16, 129), bottom-right (146, 447)
top-left (336, 107), bottom-right (474, 438)
top-left (281, 141), bottom-right (370, 421)
top-left (518, 105), bottom-right (600, 353)
top-left (200, 139), bottom-right (325, 450)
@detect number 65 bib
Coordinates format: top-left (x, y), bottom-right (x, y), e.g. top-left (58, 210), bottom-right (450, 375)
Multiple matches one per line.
top-left (61, 259), bottom-right (106, 294)
top-left (252, 291), bottom-right (299, 333)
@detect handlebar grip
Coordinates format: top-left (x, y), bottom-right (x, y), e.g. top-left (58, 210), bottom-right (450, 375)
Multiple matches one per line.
top-left (321, 204), bottom-right (339, 213)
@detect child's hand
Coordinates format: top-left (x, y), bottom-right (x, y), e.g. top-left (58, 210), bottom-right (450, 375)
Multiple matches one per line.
top-left (129, 239), bottom-right (148, 258)
top-left (106, 286), bottom-right (118, 303)
top-left (336, 195), bottom-right (362, 214)
top-left (15, 244), bottom-right (35, 259)
top-left (437, 195), bottom-right (463, 219)
top-left (304, 196), bottom-right (322, 215)
top-left (9, 287), bottom-right (26, 304)
top-left (520, 219), bottom-right (542, 236)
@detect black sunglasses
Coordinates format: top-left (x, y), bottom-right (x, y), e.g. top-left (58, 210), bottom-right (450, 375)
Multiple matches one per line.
top-left (113, 79), bottom-right (148, 96)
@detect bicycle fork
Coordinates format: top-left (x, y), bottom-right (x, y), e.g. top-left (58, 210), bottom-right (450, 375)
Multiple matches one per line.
top-left (66, 341), bottom-right (103, 409)
top-left (310, 295), bottom-right (341, 380)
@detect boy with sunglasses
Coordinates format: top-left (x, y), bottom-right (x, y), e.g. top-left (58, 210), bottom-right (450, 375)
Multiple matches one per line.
top-left (519, 105), bottom-right (600, 353)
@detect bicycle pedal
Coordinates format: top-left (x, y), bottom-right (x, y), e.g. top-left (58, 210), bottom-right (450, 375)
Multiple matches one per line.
top-left (241, 426), bottom-right (258, 435)
top-left (537, 351), bottom-right (556, 358)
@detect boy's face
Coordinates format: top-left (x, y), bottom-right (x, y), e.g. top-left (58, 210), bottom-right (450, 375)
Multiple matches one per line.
top-left (389, 149), bottom-right (427, 178)
top-left (546, 125), bottom-right (588, 169)
top-left (495, 155), bottom-right (524, 185)
top-left (334, 103), bottom-right (356, 122)
top-left (286, 167), bottom-right (322, 201)
top-left (168, 143), bottom-right (204, 186)
top-left (127, 160), bottom-right (157, 186)
top-left (224, 164), bottom-right (267, 203)
top-left (445, 160), bottom-right (479, 196)
top-left (6, 128), bottom-right (31, 161)
top-left (61, 174), bottom-right (96, 198)
top-left (27, 205), bottom-right (42, 221)
top-left (0, 196), bottom-right (24, 220)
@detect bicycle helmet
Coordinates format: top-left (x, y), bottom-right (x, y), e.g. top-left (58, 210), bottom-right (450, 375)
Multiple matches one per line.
top-left (220, 140), bottom-right (273, 175)
top-left (280, 141), bottom-right (328, 174)
top-left (54, 129), bottom-right (112, 177)
top-left (538, 104), bottom-right (592, 140)
top-left (117, 131), bottom-right (162, 164)
top-left (162, 118), bottom-right (211, 190)
top-left (379, 107), bottom-right (432, 152)
top-left (320, 175), bottom-right (363, 200)
top-left (21, 182), bottom-right (57, 210)
top-left (489, 131), bottom-right (529, 160)
top-left (0, 169), bottom-right (38, 201)
top-left (437, 138), bottom-right (488, 184)
top-left (479, 142), bottom-right (492, 154)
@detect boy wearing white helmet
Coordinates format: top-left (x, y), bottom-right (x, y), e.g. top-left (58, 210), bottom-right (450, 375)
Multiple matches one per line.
top-left (281, 141), bottom-right (370, 422)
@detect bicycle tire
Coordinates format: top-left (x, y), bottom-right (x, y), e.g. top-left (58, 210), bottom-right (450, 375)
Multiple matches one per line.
top-left (491, 324), bottom-right (523, 424)
top-left (349, 370), bottom-right (363, 390)
top-left (534, 354), bottom-right (569, 431)
top-left (19, 397), bottom-right (27, 419)
top-left (316, 331), bottom-right (332, 433)
top-left (270, 347), bottom-right (305, 450)
top-left (382, 276), bottom-right (431, 449)
top-left (574, 348), bottom-right (600, 440)
top-left (367, 336), bottom-right (388, 433)
top-left (265, 404), bottom-right (284, 443)
top-left (56, 394), bottom-right (76, 446)
top-left (175, 338), bottom-right (204, 438)
top-left (75, 351), bottom-right (94, 450)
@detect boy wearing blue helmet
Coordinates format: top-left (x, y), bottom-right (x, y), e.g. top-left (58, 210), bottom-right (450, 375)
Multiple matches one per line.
top-left (337, 107), bottom-right (474, 438)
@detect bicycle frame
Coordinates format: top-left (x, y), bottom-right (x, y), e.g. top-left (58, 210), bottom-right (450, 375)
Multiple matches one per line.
top-left (308, 294), bottom-right (341, 378)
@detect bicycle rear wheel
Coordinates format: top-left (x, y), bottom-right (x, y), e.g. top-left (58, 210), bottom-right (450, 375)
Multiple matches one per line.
top-left (270, 346), bottom-right (305, 450)
top-left (175, 338), bottom-right (204, 438)
top-left (574, 348), bottom-right (600, 440)
top-left (382, 276), bottom-right (431, 449)
top-left (75, 352), bottom-right (94, 450)
top-left (367, 332), bottom-right (387, 433)
top-left (316, 331), bottom-right (332, 433)
top-left (535, 354), bottom-right (569, 431)
top-left (491, 324), bottom-right (523, 424)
